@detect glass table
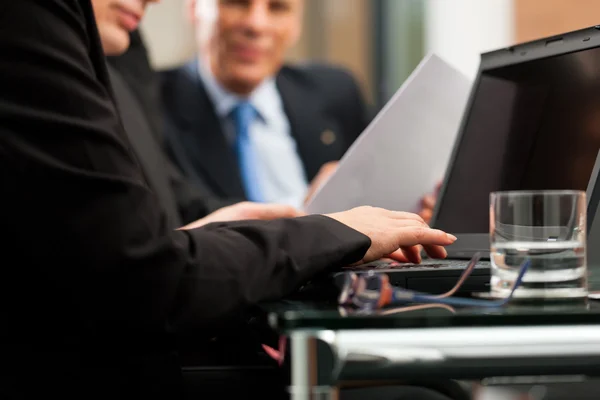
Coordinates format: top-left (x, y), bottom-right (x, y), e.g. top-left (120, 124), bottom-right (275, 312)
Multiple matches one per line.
top-left (264, 300), bottom-right (600, 399)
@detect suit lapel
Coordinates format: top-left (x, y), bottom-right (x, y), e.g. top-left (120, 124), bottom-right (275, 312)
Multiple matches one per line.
top-left (174, 61), bottom-right (246, 198)
top-left (276, 71), bottom-right (343, 182)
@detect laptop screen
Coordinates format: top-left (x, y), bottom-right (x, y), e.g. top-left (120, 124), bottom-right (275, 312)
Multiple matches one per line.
top-left (434, 44), bottom-right (600, 236)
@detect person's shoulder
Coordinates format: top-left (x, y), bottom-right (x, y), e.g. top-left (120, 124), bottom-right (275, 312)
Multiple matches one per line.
top-left (278, 62), bottom-right (364, 109)
top-left (279, 62), bottom-right (359, 89)
top-left (159, 58), bottom-right (200, 111)
top-left (160, 59), bottom-right (199, 90)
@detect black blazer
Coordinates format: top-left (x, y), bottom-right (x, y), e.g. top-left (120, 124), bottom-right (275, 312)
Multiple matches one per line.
top-left (0, 1), bottom-right (370, 398)
top-left (161, 59), bottom-right (371, 200)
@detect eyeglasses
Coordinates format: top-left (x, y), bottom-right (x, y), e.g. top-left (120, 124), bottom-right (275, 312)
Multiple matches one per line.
top-left (338, 252), bottom-right (531, 310)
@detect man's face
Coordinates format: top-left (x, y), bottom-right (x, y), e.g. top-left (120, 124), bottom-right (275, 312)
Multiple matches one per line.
top-left (92, 0), bottom-right (158, 56)
top-left (194, 0), bottom-right (303, 95)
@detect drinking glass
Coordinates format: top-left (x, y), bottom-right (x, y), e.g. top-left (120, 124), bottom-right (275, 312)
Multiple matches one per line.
top-left (489, 190), bottom-right (587, 301)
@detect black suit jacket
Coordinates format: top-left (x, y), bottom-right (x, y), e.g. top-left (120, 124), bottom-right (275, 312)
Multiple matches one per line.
top-left (161, 59), bottom-right (371, 200)
top-left (0, 1), bottom-right (370, 398)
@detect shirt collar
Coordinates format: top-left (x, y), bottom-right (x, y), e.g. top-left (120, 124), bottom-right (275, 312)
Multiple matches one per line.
top-left (197, 57), bottom-right (283, 124)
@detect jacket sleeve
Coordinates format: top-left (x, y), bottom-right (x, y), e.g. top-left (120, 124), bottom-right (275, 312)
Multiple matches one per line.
top-left (0, 0), bottom-right (370, 340)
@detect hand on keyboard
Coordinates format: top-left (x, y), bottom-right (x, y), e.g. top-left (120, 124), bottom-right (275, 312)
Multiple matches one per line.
top-left (341, 258), bottom-right (401, 271)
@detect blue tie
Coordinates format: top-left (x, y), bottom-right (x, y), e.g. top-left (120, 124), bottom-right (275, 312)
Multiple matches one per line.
top-left (231, 102), bottom-right (264, 202)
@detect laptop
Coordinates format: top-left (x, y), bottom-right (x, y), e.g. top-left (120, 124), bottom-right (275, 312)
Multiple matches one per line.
top-left (586, 150), bottom-right (600, 294)
top-left (296, 25), bottom-right (600, 299)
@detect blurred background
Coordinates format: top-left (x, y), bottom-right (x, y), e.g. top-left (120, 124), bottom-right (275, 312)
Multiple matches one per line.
top-left (140, 0), bottom-right (600, 110)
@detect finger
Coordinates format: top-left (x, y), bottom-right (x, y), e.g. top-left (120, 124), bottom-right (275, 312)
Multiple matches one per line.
top-left (320, 160), bottom-right (338, 169)
top-left (395, 227), bottom-right (457, 247)
top-left (321, 161), bottom-right (338, 173)
top-left (399, 245), bottom-right (422, 263)
top-left (435, 180), bottom-right (443, 193)
top-left (422, 244), bottom-right (448, 259)
top-left (419, 208), bottom-right (433, 223)
top-left (421, 194), bottom-right (436, 209)
top-left (305, 164), bottom-right (337, 204)
top-left (386, 249), bottom-right (409, 263)
top-left (313, 162), bottom-right (338, 183)
top-left (387, 245), bottom-right (423, 264)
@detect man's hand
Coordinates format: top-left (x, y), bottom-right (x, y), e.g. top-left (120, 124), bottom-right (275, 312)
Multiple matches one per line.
top-left (179, 202), bottom-right (304, 230)
top-left (304, 161), bottom-right (338, 206)
top-left (418, 181), bottom-right (442, 224)
top-left (326, 206), bottom-right (456, 264)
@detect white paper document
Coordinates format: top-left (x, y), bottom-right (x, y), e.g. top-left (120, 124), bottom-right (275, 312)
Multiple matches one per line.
top-left (305, 53), bottom-right (473, 214)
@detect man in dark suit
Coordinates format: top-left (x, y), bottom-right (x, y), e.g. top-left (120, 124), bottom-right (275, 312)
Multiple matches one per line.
top-left (0, 0), bottom-right (457, 398)
top-left (162, 0), bottom-right (371, 208)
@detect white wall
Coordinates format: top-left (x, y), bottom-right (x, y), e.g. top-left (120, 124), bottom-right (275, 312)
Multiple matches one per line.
top-left (139, 0), bottom-right (196, 70)
top-left (424, 0), bottom-right (515, 78)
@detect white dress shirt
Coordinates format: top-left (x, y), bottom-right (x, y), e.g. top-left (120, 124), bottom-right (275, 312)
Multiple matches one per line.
top-left (198, 60), bottom-right (309, 208)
